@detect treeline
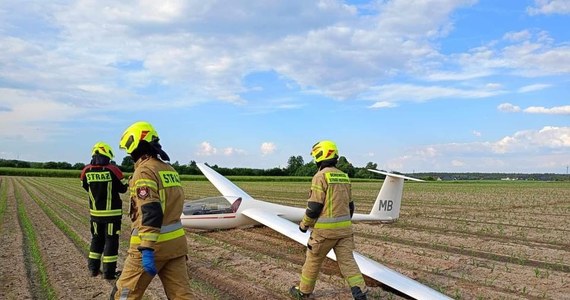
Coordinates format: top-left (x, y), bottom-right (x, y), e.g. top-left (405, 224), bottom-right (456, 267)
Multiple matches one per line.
top-left (1, 158), bottom-right (568, 181)
top-left (0, 156), bottom-right (385, 179)
top-left (413, 172), bottom-right (570, 181)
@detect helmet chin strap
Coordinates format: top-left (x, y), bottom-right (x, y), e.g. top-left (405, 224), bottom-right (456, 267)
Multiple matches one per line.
top-left (91, 154), bottom-right (110, 166)
top-left (150, 141), bottom-right (170, 162)
top-left (317, 157), bottom-right (338, 170)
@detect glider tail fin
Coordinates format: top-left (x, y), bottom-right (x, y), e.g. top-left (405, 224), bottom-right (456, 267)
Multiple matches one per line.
top-left (367, 170), bottom-right (423, 222)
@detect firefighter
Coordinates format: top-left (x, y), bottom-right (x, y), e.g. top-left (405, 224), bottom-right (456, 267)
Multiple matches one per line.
top-left (81, 142), bottom-right (128, 280)
top-left (111, 121), bottom-right (191, 299)
top-left (290, 140), bottom-right (368, 300)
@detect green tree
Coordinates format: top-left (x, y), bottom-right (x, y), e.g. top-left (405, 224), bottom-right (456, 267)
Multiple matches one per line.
top-left (336, 156), bottom-right (355, 177)
top-left (295, 161), bottom-right (317, 176)
top-left (187, 160), bottom-right (200, 175)
top-left (73, 162), bottom-right (86, 170)
top-left (355, 162), bottom-right (379, 178)
top-left (43, 161), bottom-right (58, 169)
top-left (286, 155), bottom-right (304, 176)
top-left (121, 156), bottom-right (134, 172)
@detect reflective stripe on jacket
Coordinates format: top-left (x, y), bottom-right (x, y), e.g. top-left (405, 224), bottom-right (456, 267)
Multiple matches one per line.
top-left (128, 156), bottom-right (187, 260)
top-left (302, 166), bottom-right (353, 238)
top-left (81, 164), bottom-right (127, 220)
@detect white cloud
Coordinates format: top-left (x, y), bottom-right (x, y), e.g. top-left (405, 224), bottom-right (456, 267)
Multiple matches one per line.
top-left (0, 0), bottom-right (565, 123)
top-left (196, 142), bottom-right (217, 156)
top-left (524, 105), bottom-right (570, 115)
top-left (485, 83), bottom-right (503, 90)
top-left (366, 83), bottom-right (504, 103)
top-left (451, 160), bottom-right (465, 167)
top-left (503, 30), bottom-right (532, 42)
top-left (368, 101), bottom-right (397, 109)
top-left (388, 126), bottom-right (570, 172)
top-left (423, 30), bottom-right (570, 82)
top-left (527, 0), bottom-right (570, 15)
top-left (491, 126), bottom-right (570, 153)
top-left (498, 103), bottom-right (521, 112)
top-left (196, 142), bottom-right (246, 157)
top-left (498, 103), bottom-right (570, 115)
top-left (517, 84), bottom-right (552, 93)
top-left (0, 0), bottom-right (486, 135)
top-left (223, 147), bottom-right (246, 156)
top-left (472, 130), bottom-right (482, 137)
top-left (260, 142), bottom-right (276, 155)
top-left (0, 88), bottom-right (89, 141)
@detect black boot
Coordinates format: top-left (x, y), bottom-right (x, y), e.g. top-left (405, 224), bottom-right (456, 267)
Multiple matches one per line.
top-left (351, 286), bottom-right (368, 300)
top-left (289, 286), bottom-right (311, 299)
top-left (104, 270), bottom-right (122, 280)
top-left (88, 258), bottom-right (101, 277)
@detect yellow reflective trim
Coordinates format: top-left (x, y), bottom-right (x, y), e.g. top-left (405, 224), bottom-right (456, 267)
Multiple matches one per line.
top-left (347, 274), bottom-right (365, 286)
top-left (88, 187), bottom-right (96, 211)
top-left (130, 228), bottom-right (185, 244)
top-left (102, 255), bottom-right (118, 263)
top-left (326, 187), bottom-right (332, 217)
top-left (134, 179), bottom-right (158, 190)
top-left (139, 232), bottom-right (159, 242)
top-left (158, 171), bottom-right (181, 188)
top-left (106, 181), bottom-right (112, 210)
top-left (325, 172), bottom-right (350, 184)
top-left (93, 222), bottom-right (98, 235)
top-left (300, 274), bottom-right (316, 286)
top-left (310, 184), bottom-right (324, 192)
top-left (159, 190), bottom-right (166, 211)
top-left (90, 209), bottom-right (122, 217)
top-left (314, 220), bottom-right (352, 229)
top-left (89, 252), bottom-right (101, 259)
top-left (108, 223), bottom-right (113, 236)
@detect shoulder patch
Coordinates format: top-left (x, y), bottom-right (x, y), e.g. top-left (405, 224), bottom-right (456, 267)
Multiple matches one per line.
top-left (137, 186), bottom-right (150, 199)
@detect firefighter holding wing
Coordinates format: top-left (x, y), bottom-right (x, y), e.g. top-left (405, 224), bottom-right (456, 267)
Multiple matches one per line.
top-left (290, 140), bottom-right (368, 300)
top-left (111, 121), bottom-right (191, 299)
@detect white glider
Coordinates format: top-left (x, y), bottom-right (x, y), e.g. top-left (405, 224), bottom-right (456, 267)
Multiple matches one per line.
top-left (182, 163), bottom-right (451, 300)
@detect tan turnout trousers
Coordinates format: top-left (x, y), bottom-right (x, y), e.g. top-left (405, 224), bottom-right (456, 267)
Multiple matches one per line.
top-left (300, 232), bottom-right (365, 293)
top-left (115, 254), bottom-right (190, 299)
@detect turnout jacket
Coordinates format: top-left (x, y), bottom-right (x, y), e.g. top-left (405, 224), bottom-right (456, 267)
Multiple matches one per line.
top-left (300, 166), bottom-right (354, 239)
top-left (81, 164), bottom-right (128, 221)
top-left (128, 156), bottom-right (187, 260)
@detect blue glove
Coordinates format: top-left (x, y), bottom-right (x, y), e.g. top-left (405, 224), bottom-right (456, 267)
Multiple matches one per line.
top-left (141, 248), bottom-right (157, 276)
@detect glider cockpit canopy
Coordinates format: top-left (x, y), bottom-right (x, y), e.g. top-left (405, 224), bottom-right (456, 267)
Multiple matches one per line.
top-left (182, 196), bottom-right (242, 216)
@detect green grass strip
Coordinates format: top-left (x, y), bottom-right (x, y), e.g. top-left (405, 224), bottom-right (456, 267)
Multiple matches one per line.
top-left (15, 184), bottom-right (58, 299)
top-left (18, 179), bottom-right (90, 254)
top-left (0, 178), bottom-right (7, 231)
top-left (24, 178), bottom-right (90, 226)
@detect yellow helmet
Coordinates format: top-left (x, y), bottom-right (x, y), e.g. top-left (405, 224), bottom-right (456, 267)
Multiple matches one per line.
top-left (310, 140), bottom-right (338, 163)
top-left (119, 121), bottom-right (159, 154)
top-left (92, 142), bottom-right (114, 159)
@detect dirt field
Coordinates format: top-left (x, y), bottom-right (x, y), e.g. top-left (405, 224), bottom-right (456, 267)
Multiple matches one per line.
top-left (0, 176), bottom-right (568, 299)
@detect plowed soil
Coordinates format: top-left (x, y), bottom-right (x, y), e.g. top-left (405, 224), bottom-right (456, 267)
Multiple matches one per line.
top-left (0, 176), bottom-right (568, 300)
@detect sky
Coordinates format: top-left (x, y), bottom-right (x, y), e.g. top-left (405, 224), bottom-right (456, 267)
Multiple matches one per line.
top-left (0, 0), bottom-right (569, 173)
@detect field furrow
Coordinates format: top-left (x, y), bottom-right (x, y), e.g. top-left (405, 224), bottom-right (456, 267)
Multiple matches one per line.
top-left (0, 178), bottom-right (33, 299)
top-left (187, 228), bottom-right (368, 300)
top-left (22, 177), bottom-right (218, 299)
top-left (2, 176), bottom-right (569, 299)
top-left (12, 177), bottom-right (114, 299)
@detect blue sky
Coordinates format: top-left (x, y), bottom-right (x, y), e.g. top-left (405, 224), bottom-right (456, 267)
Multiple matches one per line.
top-left (0, 0), bottom-right (569, 173)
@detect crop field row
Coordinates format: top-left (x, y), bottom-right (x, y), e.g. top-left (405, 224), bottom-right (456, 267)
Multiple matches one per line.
top-left (0, 176), bottom-right (568, 299)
